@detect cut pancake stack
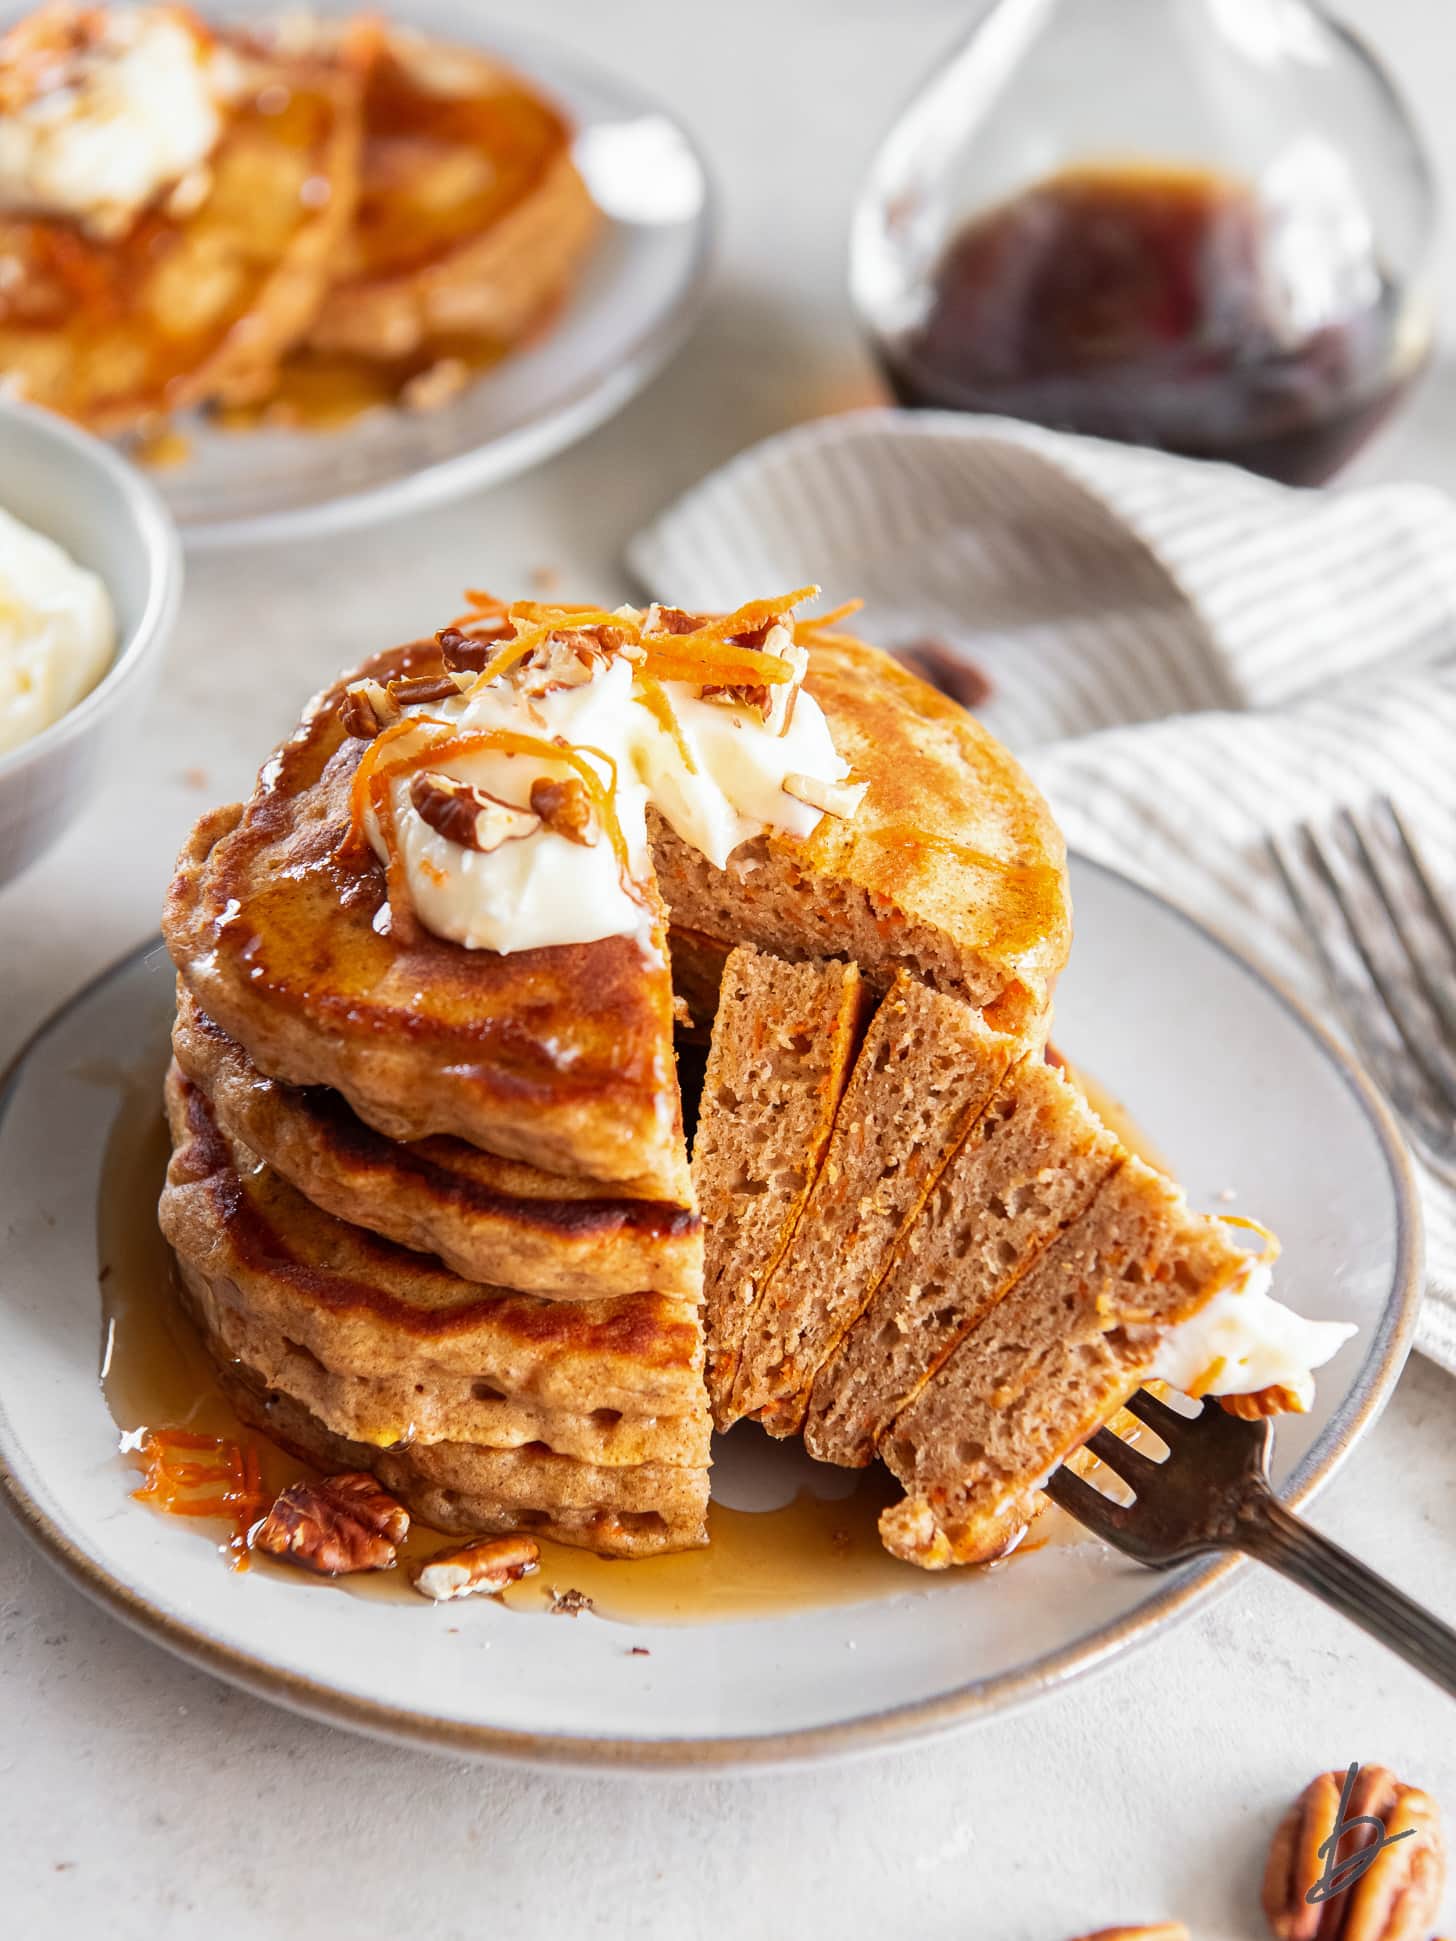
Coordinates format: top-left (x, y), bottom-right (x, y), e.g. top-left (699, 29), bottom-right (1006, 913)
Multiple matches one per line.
top-left (162, 598), bottom-right (1307, 1575)
top-left (160, 612), bottom-right (1072, 1561)
top-left (694, 945), bottom-right (1254, 1567)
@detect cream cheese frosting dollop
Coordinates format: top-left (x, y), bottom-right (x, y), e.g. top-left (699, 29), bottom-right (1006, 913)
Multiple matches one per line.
top-left (363, 604), bottom-right (858, 954)
top-left (0, 504), bottom-right (116, 756)
top-left (0, 7), bottom-right (234, 235)
top-left (1152, 1253), bottom-right (1356, 1409)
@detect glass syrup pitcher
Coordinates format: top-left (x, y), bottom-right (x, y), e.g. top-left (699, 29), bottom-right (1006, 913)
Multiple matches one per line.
top-left (851, 0), bottom-right (1436, 483)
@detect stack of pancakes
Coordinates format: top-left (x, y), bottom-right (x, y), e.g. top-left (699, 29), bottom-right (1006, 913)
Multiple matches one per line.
top-left (160, 615), bottom-right (1071, 1560)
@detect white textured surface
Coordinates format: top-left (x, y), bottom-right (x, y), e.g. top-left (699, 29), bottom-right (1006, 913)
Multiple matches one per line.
top-left (0, 0), bottom-right (1453, 1933)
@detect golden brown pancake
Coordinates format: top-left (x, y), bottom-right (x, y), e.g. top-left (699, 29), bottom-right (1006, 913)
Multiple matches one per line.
top-left (162, 640), bottom-right (691, 1196)
top-left (649, 631), bottom-right (1071, 1043)
top-left (160, 1065), bottom-right (709, 1556)
top-left (213, 1357), bottom-right (707, 1558)
top-left (0, 39), bottom-right (361, 432)
top-left (172, 984), bottom-right (702, 1298)
top-left (158, 1067), bottom-right (707, 1426)
top-left (301, 23), bottom-right (598, 364)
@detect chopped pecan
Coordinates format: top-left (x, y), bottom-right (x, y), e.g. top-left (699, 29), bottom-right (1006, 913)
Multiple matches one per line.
top-left (894, 636), bottom-right (994, 710)
top-left (437, 621), bottom-right (509, 673)
top-left (409, 1534), bottom-right (540, 1603)
top-left (530, 775), bottom-right (597, 846)
top-left (1262, 1765), bottom-right (1444, 1941)
top-left (389, 672), bottom-right (467, 707)
top-left (338, 678), bottom-right (401, 739)
top-left (250, 1472), bottom-right (409, 1576)
top-left (644, 603), bottom-right (704, 636)
top-left (782, 771), bottom-right (868, 820)
top-left (410, 772), bottom-right (540, 852)
top-left (519, 634), bottom-right (600, 695)
top-left (548, 1586), bottom-right (594, 1616)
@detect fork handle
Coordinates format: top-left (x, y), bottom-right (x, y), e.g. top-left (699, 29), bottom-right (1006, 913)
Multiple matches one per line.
top-left (1237, 1495), bottom-right (1456, 1698)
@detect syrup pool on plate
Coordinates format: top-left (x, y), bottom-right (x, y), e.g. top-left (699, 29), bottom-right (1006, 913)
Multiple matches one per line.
top-left (95, 1037), bottom-right (978, 1620)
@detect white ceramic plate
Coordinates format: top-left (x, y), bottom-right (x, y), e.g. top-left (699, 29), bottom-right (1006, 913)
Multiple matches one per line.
top-left (0, 858), bottom-right (1421, 1770)
top-left (66, 4), bottom-right (714, 548)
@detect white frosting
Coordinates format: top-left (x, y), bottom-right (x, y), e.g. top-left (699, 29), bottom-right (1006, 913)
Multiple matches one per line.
top-left (0, 8), bottom-right (233, 233)
top-left (0, 505), bottom-right (115, 756)
top-left (365, 616), bottom-right (853, 954)
top-left (1152, 1255), bottom-right (1356, 1409)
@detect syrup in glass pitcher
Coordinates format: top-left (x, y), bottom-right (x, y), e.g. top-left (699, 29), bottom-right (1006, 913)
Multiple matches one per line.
top-left (852, 0), bottom-right (1436, 482)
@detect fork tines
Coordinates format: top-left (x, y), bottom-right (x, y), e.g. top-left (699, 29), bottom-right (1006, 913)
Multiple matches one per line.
top-left (1268, 796), bottom-right (1456, 1178)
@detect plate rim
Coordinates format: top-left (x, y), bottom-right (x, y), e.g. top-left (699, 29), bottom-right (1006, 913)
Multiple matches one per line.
top-left (0, 854), bottom-right (1424, 1772)
top-left (165, 15), bottom-right (718, 550)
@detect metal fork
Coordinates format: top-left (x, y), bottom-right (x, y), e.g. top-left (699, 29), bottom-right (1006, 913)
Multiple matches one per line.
top-left (1268, 797), bottom-right (1456, 1186)
top-left (1047, 1391), bottom-right (1456, 1694)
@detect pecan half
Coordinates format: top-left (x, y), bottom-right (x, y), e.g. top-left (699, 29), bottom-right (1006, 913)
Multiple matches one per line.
top-left (530, 775), bottom-right (597, 846)
top-left (409, 1534), bottom-right (540, 1603)
top-left (410, 772), bottom-right (540, 852)
top-left (783, 771), bottom-right (868, 820)
top-left (251, 1472), bottom-right (409, 1576)
top-left (643, 603), bottom-right (704, 636)
top-left (339, 678), bottom-right (401, 739)
top-left (389, 672), bottom-right (467, 707)
top-left (1263, 1765), bottom-right (1444, 1941)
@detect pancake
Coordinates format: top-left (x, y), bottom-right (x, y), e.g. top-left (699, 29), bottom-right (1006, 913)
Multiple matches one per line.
top-left (730, 975), bottom-right (1017, 1437)
top-left (172, 984), bottom-right (702, 1298)
top-left (805, 1057), bottom-right (1124, 1468)
top-left (162, 641), bottom-right (691, 1196)
top-left (647, 630), bottom-right (1070, 1043)
top-left (0, 38), bottom-right (361, 432)
top-left (214, 1359), bottom-right (707, 1558)
top-left (300, 23), bottom-right (598, 364)
top-left (877, 1157), bottom-right (1250, 1567)
top-left (158, 1067), bottom-right (707, 1427)
top-left (691, 947), bottom-right (869, 1429)
top-left (162, 623), bottom-right (1069, 1196)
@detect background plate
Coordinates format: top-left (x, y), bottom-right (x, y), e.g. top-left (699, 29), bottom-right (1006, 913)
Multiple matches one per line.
top-left (0, 2), bottom-right (714, 548)
top-left (0, 857), bottom-right (1421, 1770)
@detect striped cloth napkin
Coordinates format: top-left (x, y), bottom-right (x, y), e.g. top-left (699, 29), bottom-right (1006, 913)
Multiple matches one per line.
top-left (627, 409), bottom-right (1456, 1370)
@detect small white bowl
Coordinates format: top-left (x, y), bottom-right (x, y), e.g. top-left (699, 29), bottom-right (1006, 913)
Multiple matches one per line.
top-left (0, 402), bottom-right (182, 889)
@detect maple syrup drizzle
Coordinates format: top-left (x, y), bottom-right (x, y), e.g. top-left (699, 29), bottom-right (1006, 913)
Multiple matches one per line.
top-left (94, 1045), bottom-right (943, 1621)
top-left (93, 1031), bottom-right (1173, 1611)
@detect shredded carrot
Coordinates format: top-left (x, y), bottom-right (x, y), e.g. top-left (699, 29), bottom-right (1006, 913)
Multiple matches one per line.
top-left (360, 727), bottom-right (637, 886)
top-left (129, 1428), bottom-right (270, 1569)
top-left (346, 712), bottom-right (453, 846)
top-left (796, 597), bottom-right (864, 635)
top-left (634, 677), bottom-right (697, 773)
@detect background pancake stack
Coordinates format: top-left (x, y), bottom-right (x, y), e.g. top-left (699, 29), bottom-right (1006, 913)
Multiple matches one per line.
top-left (160, 996), bottom-right (711, 1560)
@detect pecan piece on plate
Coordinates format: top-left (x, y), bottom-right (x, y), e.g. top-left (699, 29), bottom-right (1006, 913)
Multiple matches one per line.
top-left (409, 772), bottom-right (540, 852)
top-left (409, 1534), bottom-right (541, 1603)
top-left (548, 1587), bottom-right (594, 1617)
top-left (1262, 1764), bottom-right (1444, 1941)
top-left (893, 635), bottom-right (994, 710)
top-left (250, 1472), bottom-right (409, 1576)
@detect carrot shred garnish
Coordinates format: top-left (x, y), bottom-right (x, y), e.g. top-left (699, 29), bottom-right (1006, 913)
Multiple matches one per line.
top-left (346, 713), bottom-right (452, 846)
top-left (129, 1428), bottom-right (271, 1569)
top-left (634, 677), bottom-right (697, 773)
top-left (796, 597), bottom-right (864, 635)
